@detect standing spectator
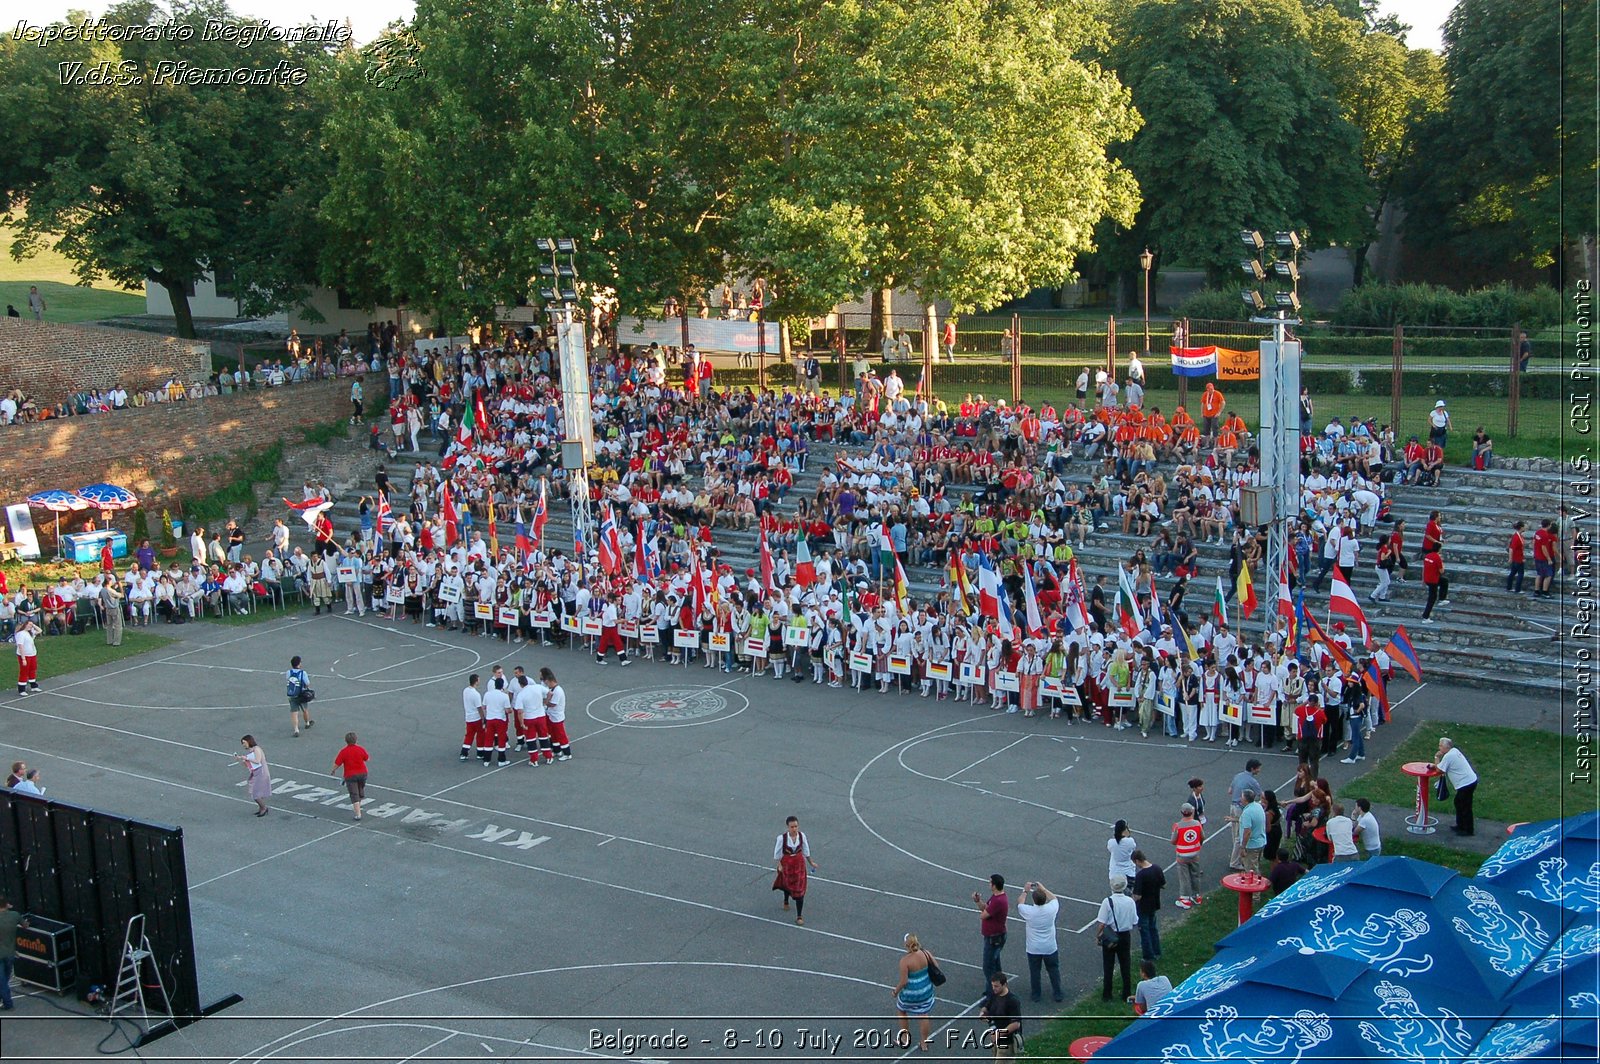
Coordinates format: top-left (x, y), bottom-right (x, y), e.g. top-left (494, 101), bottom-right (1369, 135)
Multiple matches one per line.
top-left (1326, 804), bottom-right (1358, 862)
top-left (13, 618), bottom-right (39, 696)
top-left (234, 735), bottom-right (271, 817)
top-left (0, 896), bottom-right (30, 1010)
top-left (1238, 790), bottom-right (1267, 876)
top-left (1199, 382), bottom-right (1225, 439)
top-left (11, 769), bottom-right (42, 796)
top-left (1106, 820), bottom-right (1137, 882)
top-left (286, 655), bottom-right (315, 736)
top-left (1171, 803), bottom-right (1204, 908)
top-left (1506, 521), bottom-right (1527, 593)
top-left (942, 318), bottom-right (957, 362)
top-left (1532, 519), bottom-right (1558, 597)
top-left (1095, 878), bottom-right (1137, 1002)
top-left (26, 285), bottom-right (45, 320)
top-left (331, 732), bottom-right (369, 821)
top-left (1431, 737), bottom-right (1479, 836)
top-left (1226, 758), bottom-right (1263, 870)
top-left (973, 874), bottom-right (1009, 992)
top-left (1419, 547), bottom-right (1448, 623)
top-left (100, 575), bottom-right (125, 646)
top-left (540, 667), bottom-right (572, 761)
top-left (1017, 881), bottom-right (1063, 1003)
top-left (1427, 399), bottom-right (1451, 449)
top-left (892, 933), bottom-right (938, 1052)
top-left (1517, 329), bottom-right (1532, 372)
top-left (1130, 851), bottom-right (1166, 960)
top-left (4, 762), bottom-right (24, 788)
top-left (1422, 511), bottom-right (1445, 555)
top-left (350, 377), bottom-right (364, 424)
top-left (1354, 797), bottom-right (1382, 858)
top-left (978, 974), bottom-right (1023, 1062)
top-left (459, 673), bottom-right (485, 761)
top-left (1294, 693), bottom-right (1327, 780)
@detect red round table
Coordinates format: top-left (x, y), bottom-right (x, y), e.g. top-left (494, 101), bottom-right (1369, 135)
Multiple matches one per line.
top-left (1312, 826), bottom-right (1334, 863)
top-left (1070, 1035), bottom-right (1113, 1060)
top-left (1221, 871), bottom-right (1271, 925)
top-left (1402, 761), bottom-right (1444, 835)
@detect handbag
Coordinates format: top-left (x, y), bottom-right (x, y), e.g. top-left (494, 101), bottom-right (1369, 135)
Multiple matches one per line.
top-left (922, 950), bottom-right (946, 987)
top-left (1097, 897), bottom-right (1120, 950)
top-left (1434, 774), bottom-right (1450, 801)
top-left (298, 687), bottom-right (316, 704)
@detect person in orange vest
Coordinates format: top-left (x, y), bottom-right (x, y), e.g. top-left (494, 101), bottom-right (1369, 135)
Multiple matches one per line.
top-left (1215, 424), bottom-right (1240, 467)
top-left (1199, 382), bottom-right (1225, 439)
top-left (1222, 412), bottom-right (1250, 447)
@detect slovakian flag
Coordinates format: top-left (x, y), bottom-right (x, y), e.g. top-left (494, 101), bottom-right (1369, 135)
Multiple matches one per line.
top-left (1236, 558), bottom-right (1258, 618)
top-left (1213, 575), bottom-right (1229, 625)
top-left (1022, 563), bottom-right (1045, 638)
top-left (1064, 559), bottom-right (1092, 632)
top-left (531, 479), bottom-right (549, 545)
top-left (1363, 659), bottom-right (1391, 721)
top-left (1383, 626), bottom-right (1423, 682)
top-left (759, 526), bottom-right (775, 594)
top-left (514, 521), bottom-right (534, 559)
top-left (794, 537), bottom-right (817, 588)
top-left (440, 483), bottom-right (460, 547)
top-left (598, 505), bottom-right (623, 574)
top-left (1329, 569), bottom-right (1371, 646)
top-left (1115, 567), bottom-right (1144, 638)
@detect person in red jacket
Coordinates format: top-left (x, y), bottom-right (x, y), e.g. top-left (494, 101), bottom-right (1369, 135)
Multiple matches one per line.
top-left (1506, 521), bottom-right (1527, 593)
top-left (1419, 548), bottom-right (1448, 622)
top-left (1294, 695), bottom-right (1328, 779)
top-left (1532, 519), bottom-right (1559, 597)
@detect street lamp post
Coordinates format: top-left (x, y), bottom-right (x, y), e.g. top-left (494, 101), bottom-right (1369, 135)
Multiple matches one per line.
top-left (1139, 247), bottom-right (1153, 356)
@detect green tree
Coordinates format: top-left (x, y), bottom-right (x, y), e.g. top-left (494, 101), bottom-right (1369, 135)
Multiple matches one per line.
top-left (0, 0), bottom-right (341, 336)
top-left (1099, 0), bottom-right (1369, 291)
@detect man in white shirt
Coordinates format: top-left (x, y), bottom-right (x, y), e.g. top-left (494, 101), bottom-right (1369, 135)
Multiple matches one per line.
top-left (1354, 797), bottom-right (1382, 857)
top-left (515, 673), bottom-right (552, 765)
top-left (482, 676), bottom-right (512, 765)
top-left (540, 667), bottom-right (571, 761)
top-left (1325, 804), bottom-right (1359, 862)
top-left (14, 619), bottom-right (39, 695)
top-left (1017, 881), bottom-right (1064, 1003)
top-left (459, 674), bottom-right (485, 762)
top-left (1431, 737), bottom-right (1479, 836)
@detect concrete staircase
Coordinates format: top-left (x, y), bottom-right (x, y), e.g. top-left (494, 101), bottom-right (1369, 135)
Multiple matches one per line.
top-left (313, 439), bottom-right (1568, 697)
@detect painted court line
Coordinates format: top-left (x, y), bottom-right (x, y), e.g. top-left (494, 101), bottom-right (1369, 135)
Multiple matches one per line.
top-left (942, 735), bottom-right (1032, 781)
top-left (347, 645), bottom-right (458, 680)
top-left (190, 825), bottom-right (357, 889)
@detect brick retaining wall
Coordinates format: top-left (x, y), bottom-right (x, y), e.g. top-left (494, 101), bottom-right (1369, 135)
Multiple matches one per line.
top-left (0, 318), bottom-right (212, 400)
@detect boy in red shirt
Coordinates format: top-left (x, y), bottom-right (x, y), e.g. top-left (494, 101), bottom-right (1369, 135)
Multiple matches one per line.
top-left (332, 732), bottom-right (370, 821)
top-left (1506, 521), bottom-right (1526, 593)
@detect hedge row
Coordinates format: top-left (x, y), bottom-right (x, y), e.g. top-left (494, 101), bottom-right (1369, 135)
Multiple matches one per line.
top-left (1175, 282), bottom-right (1562, 331)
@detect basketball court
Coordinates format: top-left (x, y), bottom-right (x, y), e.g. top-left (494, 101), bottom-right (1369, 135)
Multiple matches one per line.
top-left (0, 612), bottom-right (1472, 1062)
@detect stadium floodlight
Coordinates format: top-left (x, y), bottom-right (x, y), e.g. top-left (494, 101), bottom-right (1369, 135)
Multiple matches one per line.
top-left (556, 265), bottom-right (576, 279)
top-left (536, 263), bottom-right (556, 277)
top-left (1241, 290), bottom-right (1267, 313)
top-left (559, 287), bottom-right (579, 303)
top-left (534, 238), bottom-right (555, 253)
top-left (537, 286), bottom-right (559, 302)
top-left (1274, 291), bottom-right (1301, 312)
top-left (1241, 259), bottom-right (1266, 281)
top-left (555, 238), bottom-right (577, 254)
top-left (1273, 260), bottom-right (1300, 282)
top-left (1274, 231), bottom-right (1301, 252)
top-left (1239, 230), bottom-right (1264, 252)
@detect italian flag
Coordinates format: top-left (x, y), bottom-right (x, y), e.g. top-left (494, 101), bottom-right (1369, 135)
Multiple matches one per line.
top-left (455, 396), bottom-right (477, 449)
top-left (1213, 576), bottom-right (1228, 625)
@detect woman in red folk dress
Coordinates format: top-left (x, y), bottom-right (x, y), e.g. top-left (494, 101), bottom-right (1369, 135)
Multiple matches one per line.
top-left (772, 816), bottom-right (819, 925)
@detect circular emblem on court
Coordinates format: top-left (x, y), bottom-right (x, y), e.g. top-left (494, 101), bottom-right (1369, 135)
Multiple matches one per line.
top-left (590, 685), bottom-right (750, 728)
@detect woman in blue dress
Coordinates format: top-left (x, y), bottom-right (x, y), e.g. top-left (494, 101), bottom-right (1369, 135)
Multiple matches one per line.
top-left (893, 932), bottom-right (938, 1051)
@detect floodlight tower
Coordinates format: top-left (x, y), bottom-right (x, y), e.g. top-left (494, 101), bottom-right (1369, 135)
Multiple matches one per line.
top-left (1238, 229), bottom-right (1303, 623)
top-left (536, 237), bottom-right (594, 557)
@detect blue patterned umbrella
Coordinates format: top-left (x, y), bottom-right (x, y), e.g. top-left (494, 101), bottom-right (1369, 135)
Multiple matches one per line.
top-left (76, 483), bottom-right (139, 510)
top-left (26, 489), bottom-right (90, 512)
top-left (1471, 922), bottom-right (1600, 1060)
top-left (1476, 812), bottom-right (1600, 914)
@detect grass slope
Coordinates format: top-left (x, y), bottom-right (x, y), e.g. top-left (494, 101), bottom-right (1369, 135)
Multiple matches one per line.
top-left (0, 222), bottom-right (145, 323)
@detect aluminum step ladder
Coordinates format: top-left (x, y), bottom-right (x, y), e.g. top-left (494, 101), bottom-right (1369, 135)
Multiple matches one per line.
top-left (107, 914), bottom-right (173, 1034)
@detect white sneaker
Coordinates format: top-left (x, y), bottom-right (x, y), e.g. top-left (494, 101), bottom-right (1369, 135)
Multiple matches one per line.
top-left (1340, 757), bottom-right (1357, 764)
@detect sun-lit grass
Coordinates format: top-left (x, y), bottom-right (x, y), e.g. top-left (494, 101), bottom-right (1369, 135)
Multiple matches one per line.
top-left (0, 222), bottom-right (145, 323)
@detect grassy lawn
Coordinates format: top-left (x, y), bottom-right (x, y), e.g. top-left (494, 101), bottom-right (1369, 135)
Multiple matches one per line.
top-left (6, 629), bottom-right (174, 687)
top-left (1, 222), bottom-right (145, 323)
top-left (1345, 719), bottom-right (1580, 825)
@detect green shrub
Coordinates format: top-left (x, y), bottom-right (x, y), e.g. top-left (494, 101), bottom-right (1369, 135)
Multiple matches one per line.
top-left (1330, 283), bottom-right (1561, 329)
top-left (131, 507), bottom-right (149, 543)
top-left (160, 509), bottom-right (177, 549)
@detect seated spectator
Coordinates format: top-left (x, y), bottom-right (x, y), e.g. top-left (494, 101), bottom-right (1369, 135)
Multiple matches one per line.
top-left (1269, 851), bottom-right (1306, 894)
top-left (1131, 959), bottom-right (1172, 1014)
top-left (1471, 427), bottom-right (1494, 470)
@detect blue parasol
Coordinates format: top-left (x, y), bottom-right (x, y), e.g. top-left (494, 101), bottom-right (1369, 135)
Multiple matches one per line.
top-left (1107, 943), bottom-right (1501, 1064)
top-left (1470, 921), bottom-right (1600, 1060)
top-left (27, 489), bottom-right (93, 558)
top-left (1477, 811), bottom-right (1600, 914)
top-left (1214, 857), bottom-right (1574, 1005)
top-left (76, 483), bottom-right (139, 510)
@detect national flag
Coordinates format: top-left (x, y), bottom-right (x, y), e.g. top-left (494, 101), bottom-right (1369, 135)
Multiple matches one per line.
top-left (514, 521), bottom-right (534, 559)
top-left (878, 521), bottom-right (896, 566)
top-left (1292, 587), bottom-right (1312, 657)
top-left (759, 526), bottom-right (775, 594)
top-left (948, 552), bottom-right (973, 614)
top-left (1363, 659), bottom-right (1391, 721)
top-left (635, 521), bottom-right (650, 580)
top-left (643, 525), bottom-right (661, 579)
top-left (376, 493), bottom-right (393, 539)
top-left (440, 483), bottom-right (460, 547)
top-left (282, 495), bottom-right (330, 511)
top-left (1304, 612), bottom-right (1355, 676)
top-left (1213, 576), bottom-right (1228, 626)
top-left (1236, 558), bottom-right (1258, 618)
top-left (1329, 570), bottom-right (1371, 646)
top-left (892, 556), bottom-right (910, 611)
top-left (455, 394), bottom-right (478, 448)
top-left (690, 552), bottom-right (708, 615)
top-left (598, 505), bottom-right (623, 574)
top-left (1145, 571), bottom-right (1166, 641)
top-left (487, 498), bottom-right (499, 556)
top-left (1176, 619), bottom-right (1199, 659)
top-left (976, 553), bottom-right (1006, 622)
top-left (1383, 627), bottom-right (1423, 682)
top-left (531, 479), bottom-right (549, 545)
top-left (473, 392), bottom-right (490, 444)
top-left (1115, 567), bottom-right (1144, 638)
top-left (1277, 563), bottom-right (1295, 621)
top-left (1022, 562), bottom-right (1044, 638)
top-left (794, 538), bottom-right (817, 588)
top-left (1064, 559), bottom-right (1092, 631)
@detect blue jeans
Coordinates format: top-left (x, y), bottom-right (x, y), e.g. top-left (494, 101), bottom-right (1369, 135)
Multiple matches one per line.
top-left (1349, 724), bottom-right (1365, 759)
top-left (981, 933), bottom-right (1006, 988)
top-left (1139, 912), bottom-right (1161, 959)
top-left (1027, 951), bottom-right (1064, 1001)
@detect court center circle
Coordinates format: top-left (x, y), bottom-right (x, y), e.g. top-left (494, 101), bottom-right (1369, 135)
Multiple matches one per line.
top-left (588, 686), bottom-right (748, 727)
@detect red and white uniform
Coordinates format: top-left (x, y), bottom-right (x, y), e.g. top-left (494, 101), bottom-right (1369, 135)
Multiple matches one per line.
top-left (15, 625), bottom-right (38, 692)
top-left (597, 600), bottom-right (626, 658)
top-left (517, 679), bottom-right (551, 764)
top-left (544, 682), bottom-right (571, 759)
top-left (483, 683), bottom-right (512, 756)
top-left (461, 684), bottom-right (485, 751)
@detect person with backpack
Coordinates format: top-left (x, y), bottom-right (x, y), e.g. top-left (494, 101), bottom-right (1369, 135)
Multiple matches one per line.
top-left (286, 655), bottom-right (315, 736)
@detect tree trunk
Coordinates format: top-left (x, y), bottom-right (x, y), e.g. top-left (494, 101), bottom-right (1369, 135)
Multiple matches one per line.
top-left (869, 286), bottom-right (893, 355)
top-left (1350, 243), bottom-right (1370, 288)
top-left (162, 279), bottom-right (197, 339)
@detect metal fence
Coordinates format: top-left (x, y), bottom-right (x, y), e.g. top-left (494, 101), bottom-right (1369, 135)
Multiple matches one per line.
top-left (806, 312), bottom-right (1549, 451)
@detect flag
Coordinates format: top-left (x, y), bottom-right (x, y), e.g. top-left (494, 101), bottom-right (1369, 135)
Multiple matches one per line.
top-left (1329, 570), bottom-right (1371, 646)
top-left (455, 394), bottom-right (477, 449)
top-left (1383, 626), bottom-right (1423, 682)
top-left (643, 525), bottom-right (661, 579)
top-left (1064, 559), bottom-right (1092, 631)
top-left (1277, 563), bottom-right (1295, 621)
top-left (598, 505), bottom-right (623, 574)
top-left (1022, 562), bottom-right (1044, 638)
top-left (287, 497), bottom-right (334, 535)
top-left (1236, 558), bottom-right (1258, 618)
top-left (440, 483), bottom-right (460, 547)
top-left (376, 493), bottom-right (393, 539)
top-left (473, 392), bottom-right (490, 444)
top-left (531, 480), bottom-right (549, 545)
top-left (1292, 587), bottom-right (1312, 657)
top-left (878, 521), bottom-right (896, 567)
top-left (1363, 659), bottom-right (1391, 721)
top-left (514, 521), bottom-right (534, 559)
top-left (1177, 619), bottom-right (1199, 659)
top-left (1304, 612), bottom-right (1355, 676)
top-left (794, 538), bottom-right (817, 588)
top-left (759, 526), bottom-right (775, 594)
top-left (948, 552), bottom-right (972, 614)
top-left (635, 521), bottom-right (650, 580)
top-left (487, 498), bottom-right (499, 556)
top-left (1115, 567), bottom-right (1144, 638)
top-left (1145, 571), bottom-right (1166, 641)
top-left (977, 553), bottom-right (1004, 621)
top-left (690, 552), bottom-right (709, 615)
top-left (892, 556), bottom-right (910, 611)
top-left (1213, 576), bottom-right (1228, 626)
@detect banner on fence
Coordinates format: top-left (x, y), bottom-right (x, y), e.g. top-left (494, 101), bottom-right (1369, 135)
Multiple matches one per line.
top-left (1216, 346), bottom-right (1261, 381)
top-left (616, 315), bottom-right (774, 355)
top-left (1169, 346), bottom-right (1218, 377)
